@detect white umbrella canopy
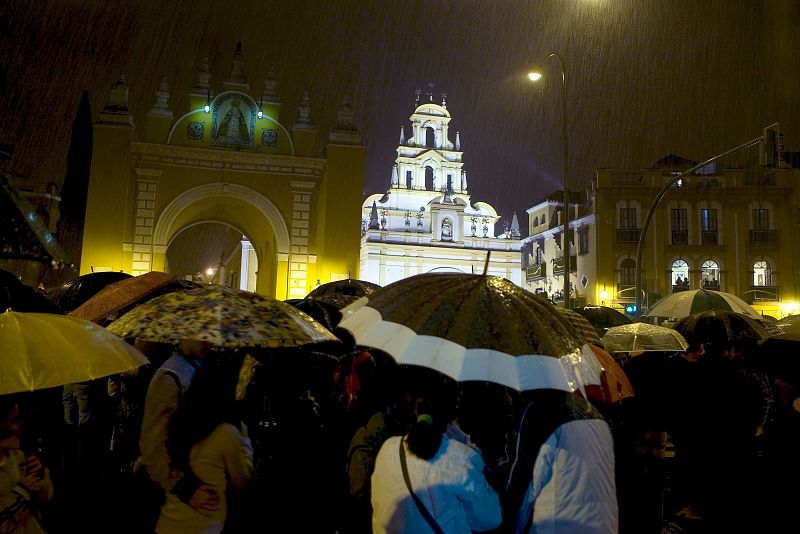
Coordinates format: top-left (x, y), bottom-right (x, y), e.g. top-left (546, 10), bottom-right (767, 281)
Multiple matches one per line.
top-left (602, 323), bottom-right (689, 354)
top-left (338, 273), bottom-right (597, 393)
top-left (0, 310), bottom-right (149, 394)
top-left (643, 289), bottom-right (760, 320)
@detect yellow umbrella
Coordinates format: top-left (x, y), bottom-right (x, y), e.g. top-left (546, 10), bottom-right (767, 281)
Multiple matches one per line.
top-left (0, 310), bottom-right (149, 394)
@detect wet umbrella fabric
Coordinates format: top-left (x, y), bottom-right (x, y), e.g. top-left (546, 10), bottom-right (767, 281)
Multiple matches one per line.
top-left (777, 315), bottom-right (800, 335)
top-left (0, 269), bottom-right (62, 313)
top-left (69, 271), bottom-right (179, 324)
top-left (0, 310), bottom-right (149, 394)
top-left (107, 285), bottom-right (338, 348)
top-left (586, 345), bottom-right (635, 404)
top-left (285, 298), bottom-right (341, 331)
top-left (672, 310), bottom-right (771, 347)
top-left (306, 279), bottom-right (381, 308)
top-left (555, 307), bottom-right (603, 346)
top-left (571, 305), bottom-right (632, 337)
top-left (46, 271), bottom-right (133, 312)
top-left (643, 289), bottom-right (760, 320)
top-left (602, 323), bottom-right (689, 354)
top-left (337, 273), bottom-right (590, 392)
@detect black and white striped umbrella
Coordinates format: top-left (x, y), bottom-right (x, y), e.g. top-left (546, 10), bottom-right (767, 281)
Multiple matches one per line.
top-left (338, 273), bottom-right (594, 392)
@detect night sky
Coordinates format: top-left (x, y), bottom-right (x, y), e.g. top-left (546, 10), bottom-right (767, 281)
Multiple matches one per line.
top-left (1, 0), bottom-right (798, 235)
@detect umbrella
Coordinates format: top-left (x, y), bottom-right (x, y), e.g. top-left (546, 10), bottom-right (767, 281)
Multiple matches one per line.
top-left (585, 345), bottom-right (635, 404)
top-left (571, 305), bottom-right (632, 338)
top-left (107, 285), bottom-right (339, 348)
top-left (555, 307), bottom-right (603, 346)
top-left (69, 271), bottom-right (179, 324)
top-left (602, 323), bottom-right (689, 354)
top-left (306, 278), bottom-right (381, 308)
top-left (643, 289), bottom-right (760, 320)
top-left (337, 273), bottom-right (593, 392)
top-left (776, 315), bottom-right (800, 335)
top-left (46, 271), bottom-right (133, 312)
top-left (0, 310), bottom-right (149, 394)
top-left (0, 269), bottom-right (62, 313)
top-left (285, 298), bottom-right (342, 331)
top-left (672, 310), bottom-right (771, 348)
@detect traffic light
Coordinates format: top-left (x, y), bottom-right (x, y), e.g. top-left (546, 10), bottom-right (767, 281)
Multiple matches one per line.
top-left (624, 304), bottom-right (637, 316)
top-left (760, 123), bottom-right (782, 167)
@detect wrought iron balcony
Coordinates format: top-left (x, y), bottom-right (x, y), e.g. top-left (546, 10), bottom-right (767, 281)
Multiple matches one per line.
top-left (671, 230), bottom-right (688, 245)
top-left (551, 256), bottom-right (577, 275)
top-left (616, 229), bottom-right (641, 243)
top-left (701, 230), bottom-right (718, 245)
top-left (749, 229), bottom-right (777, 246)
top-left (746, 286), bottom-right (779, 302)
top-left (672, 284), bottom-right (691, 293)
top-left (525, 263), bottom-right (546, 282)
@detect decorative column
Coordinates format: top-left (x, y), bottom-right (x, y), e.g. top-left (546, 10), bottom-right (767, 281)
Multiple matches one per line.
top-left (128, 168), bottom-right (162, 275)
top-left (287, 180), bottom-right (315, 299)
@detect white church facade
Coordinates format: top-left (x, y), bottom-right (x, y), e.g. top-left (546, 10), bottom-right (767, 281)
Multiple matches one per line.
top-left (359, 90), bottom-right (521, 286)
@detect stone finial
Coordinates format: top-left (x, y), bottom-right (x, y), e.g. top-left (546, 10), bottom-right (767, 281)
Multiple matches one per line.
top-left (294, 91), bottom-right (313, 129)
top-left (191, 57), bottom-right (212, 96)
top-left (98, 74), bottom-right (134, 127)
top-left (225, 42), bottom-right (249, 88)
top-left (334, 95), bottom-right (356, 131)
top-left (148, 75), bottom-right (172, 117)
top-left (455, 131), bottom-right (461, 150)
top-left (329, 95), bottom-right (361, 144)
top-left (261, 64), bottom-right (280, 103)
top-left (399, 125), bottom-right (405, 145)
top-left (368, 201), bottom-right (380, 229)
top-left (427, 82), bottom-right (435, 101)
top-left (461, 169), bottom-right (468, 191)
top-left (414, 88), bottom-right (421, 104)
top-left (441, 92), bottom-right (447, 108)
top-left (511, 212), bottom-right (521, 239)
top-left (391, 164), bottom-right (399, 187)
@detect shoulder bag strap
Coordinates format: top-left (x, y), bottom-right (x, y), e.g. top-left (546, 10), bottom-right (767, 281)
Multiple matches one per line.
top-left (399, 438), bottom-right (445, 534)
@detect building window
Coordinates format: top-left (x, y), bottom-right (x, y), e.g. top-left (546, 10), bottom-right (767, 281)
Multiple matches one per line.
top-left (533, 216), bottom-right (539, 227)
top-left (406, 170), bottom-right (413, 189)
top-left (701, 259), bottom-right (720, 289)
top-left (671, 259), bottom-right (690, 289)
top-left (541, 213), bottom-right (546, 225)
top-left (620, 207), bottom-right (636, 229)
top-left (619, 258), bottom-right (636, 286)
top-left (753, 260), bottom-right (771, 286)
top-left (753, 208), bottom-right (769, 230)
top-left (578, 227), bottom-right (589, 255)
top-left (671, 208), bottom-right (688, 244)
top-left (700, 208), bottom-right (718, 244)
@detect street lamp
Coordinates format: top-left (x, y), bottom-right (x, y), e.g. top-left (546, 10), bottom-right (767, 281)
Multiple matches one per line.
top-left (529, 53), bottom-right (571, 308)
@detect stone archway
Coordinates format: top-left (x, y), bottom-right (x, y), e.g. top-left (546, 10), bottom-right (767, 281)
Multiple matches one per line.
top-left (152, 183), bottom-right (290, 297)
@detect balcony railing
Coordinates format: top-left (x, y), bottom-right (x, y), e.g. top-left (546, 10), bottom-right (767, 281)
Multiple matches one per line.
top-left (616, 229), bottom-right (641, 243)
top-left (747, 286), bottom-right (779, 302)
top-left (525, 263), bottom-right (546, 282)
top-left (750, 229), bottom-right (777, 246)
top-left (611, 172), bottom-right (643, 185)
top-left (701, 230), bottom-right (718, 245)
top-left (671, 230), bottom-right (688, 244)
top-left (672, 284), bottom-right (691, 293)
top-left (617, 284), bottom-right (636, 300)
top-left (701, 280), bottom-right (720, 291)
top-left (551, 256), bottom-right (577, 275)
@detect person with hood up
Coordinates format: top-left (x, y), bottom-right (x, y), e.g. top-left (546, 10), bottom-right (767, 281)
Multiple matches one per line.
top-left (504, 389), bottom-right (618, 533)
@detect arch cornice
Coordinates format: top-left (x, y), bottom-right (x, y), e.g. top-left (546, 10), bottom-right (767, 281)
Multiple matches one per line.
top-left (153, 183), bottom-right (291, 253)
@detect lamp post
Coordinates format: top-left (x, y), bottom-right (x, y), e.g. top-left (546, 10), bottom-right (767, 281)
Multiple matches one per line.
top-left (529, 53), bottom-right (570, 308)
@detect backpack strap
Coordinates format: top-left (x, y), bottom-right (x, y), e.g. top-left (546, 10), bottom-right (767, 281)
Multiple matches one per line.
top-left (399, 438), bottom-right (445, 534)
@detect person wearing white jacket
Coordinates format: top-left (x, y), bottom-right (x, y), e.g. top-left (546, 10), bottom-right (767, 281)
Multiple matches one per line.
top-left (370, 377), bottom-right (502, 534)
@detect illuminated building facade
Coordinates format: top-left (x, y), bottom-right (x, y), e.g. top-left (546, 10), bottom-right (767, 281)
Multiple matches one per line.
top-left (359, 90), bottom-right (521, 285)
top-left (80, 44), bottom-right (365, 299)
top-left (523, 154), bottom-right (800, 318)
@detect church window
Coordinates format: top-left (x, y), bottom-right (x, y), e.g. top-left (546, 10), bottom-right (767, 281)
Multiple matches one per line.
top-left (425, 126), bottom-right (435, 148)
top-left (541, 213), bottom-right (546, 225)
top-left (447, 174), bottom-right (453, 191)
top-left (533, 216), bottom-right (539, 227)
top-left (406, 170), bottom-right (413, 189)
top-left (425, 167), bottom-right (434, 191)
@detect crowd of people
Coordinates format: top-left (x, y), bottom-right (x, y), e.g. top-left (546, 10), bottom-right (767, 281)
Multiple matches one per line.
top-left (2, 296), bottom-right (800, 533)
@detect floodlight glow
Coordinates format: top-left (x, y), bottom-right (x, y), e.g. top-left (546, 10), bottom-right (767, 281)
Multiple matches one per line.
top-left (528, 72), bottom-right (543, 81)
top-left (206, 268), bottom-right (214, 276)
top-left (204, 104), bottom-right (210, 113)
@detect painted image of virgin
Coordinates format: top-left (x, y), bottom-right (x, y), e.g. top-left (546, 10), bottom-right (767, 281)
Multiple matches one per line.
top-left (217, 100), bottom-right (249, 142)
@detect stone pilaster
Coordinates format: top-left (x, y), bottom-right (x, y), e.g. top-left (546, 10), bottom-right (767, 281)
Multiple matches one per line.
top-left (287, 180), bottom-right (315, 298)
top-left (130, 168), bottom-right (162, 275)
